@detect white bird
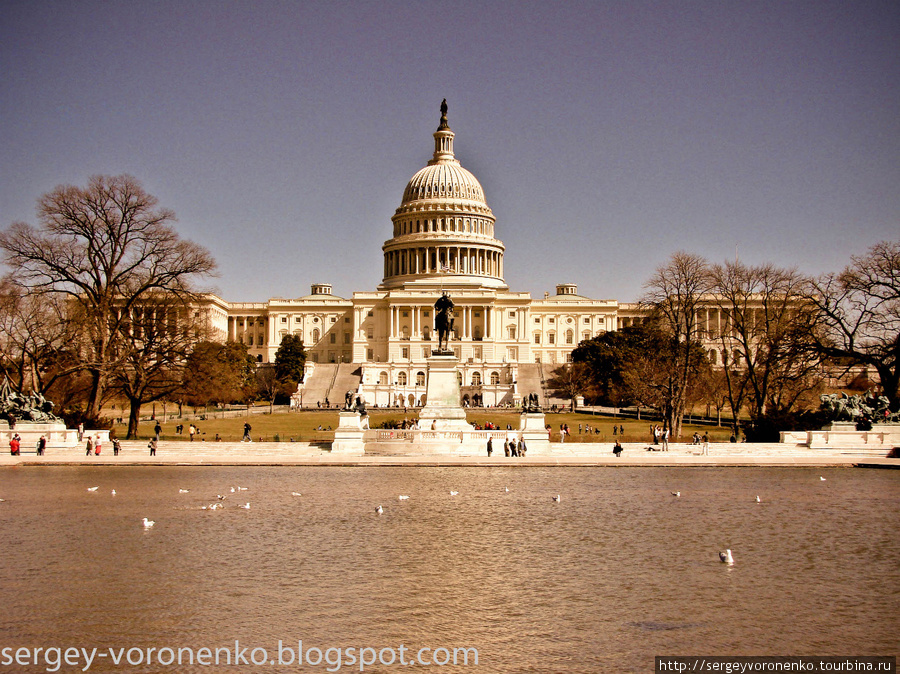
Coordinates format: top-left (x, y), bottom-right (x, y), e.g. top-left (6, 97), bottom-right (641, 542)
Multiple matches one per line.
top-left (87, 487), bottom-right (99, 492)
top-left (756, 495), bottom-right (761, 503)
top-left (820, 477), bottom-right (827, 481)
top-left (291, 492), bottom-right (302, 497)
top-left (111, 490), bottom-right (116, 496)
top-left (178, 489), bottom-right (190, 494)
top-left (552, 494), bottom-right (561, 502)
top-left (216, 494), bottom-right (227, 500)
top-left (671, 491), bottom-right (681, 497)
top-left (398, 495), bottom-right (409, 500)
top-left (237, 487), bottom-right (248, 491)
top-left (230, 487), bottom-right (236, 493)
top-left (719, 549), bottom-right (734, 565)
top-left (375, 505), bottom-right (383, 514)
top-left (239, 503), bottom-right (250, 509)
top-left (504, 487), bottom-right (509, 492)
top-left (0, 498), bottom-right (6, 502)
top-left (142, 518), bottom-right (155, 528)
top-left (202, 502), bottom-right (223, 510)
top-left (449, 491), bottom-right (459, 496)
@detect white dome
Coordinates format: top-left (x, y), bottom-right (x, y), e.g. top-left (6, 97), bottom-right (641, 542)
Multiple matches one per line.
top-left (401, 162), bottom-right (487, 206)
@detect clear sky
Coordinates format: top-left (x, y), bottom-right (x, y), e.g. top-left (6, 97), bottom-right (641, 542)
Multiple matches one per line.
top-left (1, 0), bottom-right (898, 303)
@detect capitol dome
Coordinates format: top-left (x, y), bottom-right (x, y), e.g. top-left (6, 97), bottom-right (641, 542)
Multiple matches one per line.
top-left (380, 101), bottom-right (506, 292)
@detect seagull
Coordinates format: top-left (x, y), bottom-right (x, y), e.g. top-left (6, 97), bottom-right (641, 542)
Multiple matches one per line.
top-left (820, 477), bottom-right (827, 481)
top-left (719, 549), bottom-right (734, 565)
top-left (291, 492), bottom-right (302, 497)
top-left (0, 498), bottom-right (6, 502)
top-left (504, 487), bottom-right (509, 492)
top-left (230, 487), bottom-right (236, 493)
top-left (142, 518), bottom-right (155, 528)
top-left (237, 487), bottom-right (248, 491)
top-left (375, 505), bottom-right (383, 514)
top-left (111, 490), bottom-right (116, 496)
top-left (449, 491), bottom-right (459, 496)
top-left (756, 495), bottom-right (761, 503)
top-left (239, 503), bottom-right (250, 509)
top-left (671, 491), bottom-right (681, 497)
top-left (398, 495), bottom-right (409, 500)
top-left (216, 494), bottom-right (227, 500)
top-left (202, 503), bottom-right (223, 510)
top-left (87, 487), bottom-right (99, 492)
top-left (178, 489), bottom-right (190, 494)
top-left (552, 495), bottom-right (561, 502)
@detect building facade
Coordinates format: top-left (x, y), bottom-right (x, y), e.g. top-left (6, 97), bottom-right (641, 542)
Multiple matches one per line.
top-left (201, 103), bottom-right (747, 407)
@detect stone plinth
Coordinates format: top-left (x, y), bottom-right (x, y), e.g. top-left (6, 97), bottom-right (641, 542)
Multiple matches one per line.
top-left (1, 422), bottom-right (101, 452)
top-left (330, 412), bottom-right (365, 454)
top-left (781, 424), bottom-right (900, 448)
top-left (518, 412), bottom-right (552, 455)
top-left (418, 354), bottom-right (472, 431)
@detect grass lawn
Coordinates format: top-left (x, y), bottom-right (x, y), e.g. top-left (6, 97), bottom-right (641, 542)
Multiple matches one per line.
top-left (117, 410), bottom-right (735, 443)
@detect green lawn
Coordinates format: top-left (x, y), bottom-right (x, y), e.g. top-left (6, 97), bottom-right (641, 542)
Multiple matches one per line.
top-left (117, 410), bottom-right (735, 443)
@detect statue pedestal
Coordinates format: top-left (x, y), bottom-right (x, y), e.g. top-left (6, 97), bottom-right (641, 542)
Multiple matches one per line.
top-left (331, 412), bottom-right (366, 454)
top-left (518, 412), bottom-right (552, 455)
top-left (418, 354), bottom-right (471, 431)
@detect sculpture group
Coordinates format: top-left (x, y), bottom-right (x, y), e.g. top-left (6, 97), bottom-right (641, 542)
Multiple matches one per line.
top-left (819, 391), bottom-right (898, 423)
top-left (0, 377), bottom-right (59, 425)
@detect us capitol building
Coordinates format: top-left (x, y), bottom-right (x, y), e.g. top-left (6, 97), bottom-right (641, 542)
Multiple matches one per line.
top-left (199, 102), bottom-right (691, 407)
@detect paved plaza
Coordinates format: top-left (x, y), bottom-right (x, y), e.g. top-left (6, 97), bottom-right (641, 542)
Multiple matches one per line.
top-left (2, 440), bottom-right (895, 468)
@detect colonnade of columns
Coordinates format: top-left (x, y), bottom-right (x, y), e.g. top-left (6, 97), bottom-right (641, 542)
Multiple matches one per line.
top-left (383, 245), bottom-right (503, 279)
top-left (386, 304), bottom-right (495, 341)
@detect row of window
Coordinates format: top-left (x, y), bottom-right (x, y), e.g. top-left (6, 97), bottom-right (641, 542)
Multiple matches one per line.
top-left (372, 371), bottom-right (503, 386)
top-left (394, 216), bottom-right (492, 237)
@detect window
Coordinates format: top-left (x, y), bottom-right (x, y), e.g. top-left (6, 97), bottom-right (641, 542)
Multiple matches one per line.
top-left (490, 371), bottom-right (499, 385)
top-left (312, 329), bottom-right (320, 342)
top-left (343, 332), bottom-right (350, 344)
top-left (296, 317), bottom-right (302, 322)
top-left (367, 311), bottom-right (374, 317)
top-left (471, 372), bottom-right (482, 386)
top-left (367, 328), bottom-right (374, 339)
top-left (248, 335), bottom-right (253, 346)
top-left (416, 371), bottom-right (425, 386)
top-left (330, 317), bottom-right (336, 323)
top-left (281, 317), bottom-right (287, 323)
top-left (534, 318), bottom-right (540, 324)
top-left (344, 317), bottom-right (350, 323)
top-left (379, 371), bottom-right (389, 385)
top-left (401, 347), bottom-right (409, 359)
top-left (548, 333), bottom-right (555, 344)
top-left (367, 349), bottom-right (373, 361)
top-left (508, 311), bottom-right (515, 318)
top-left (398, 372), bottom-right (407, 385)
top-left (584, 318), bottom-right (590, 324)
top-left (330, 333), bottom-right (336, 344)
top-left (549, 318), bottom-right (555, 324)
top-left (507, 326), bottom-right (516, 339)
top-left (534, 333), bottom-right (541, 344)
top-left (566, 330), bottom-right (574, 345)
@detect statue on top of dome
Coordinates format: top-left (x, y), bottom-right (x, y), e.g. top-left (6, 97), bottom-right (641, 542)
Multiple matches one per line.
top-left (438, 99), bottom-right (449, 131)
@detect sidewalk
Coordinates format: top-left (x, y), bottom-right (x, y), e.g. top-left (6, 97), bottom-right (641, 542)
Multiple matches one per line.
top-left (1, 440), bottom-right (895, 468)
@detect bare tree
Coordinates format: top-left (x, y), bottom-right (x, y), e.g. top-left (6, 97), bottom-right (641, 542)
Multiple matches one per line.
top-left (0, 175), bottom-right (217, 422)
top-left (109, 295), bottom-right (208, 438)
top-left (805, 240), bottom-right (900, 410)
top-left (641, 252), bottom-right (713, 437)
top-left (546, 363), bottom-right (590, 410)
top-left (709, 261), bottom-right (822, 425)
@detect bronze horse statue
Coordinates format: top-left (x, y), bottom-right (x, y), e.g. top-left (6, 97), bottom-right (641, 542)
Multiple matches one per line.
top-left (434, 292), bottom-right (454, 352)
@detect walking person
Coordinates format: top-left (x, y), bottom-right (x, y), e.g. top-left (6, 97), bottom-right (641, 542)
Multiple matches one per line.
top-left (9, 434), bottom-right (21, 456)
top-left (154, 422), bottom-right (162, 441)
top-left (661, 427), bottom-right (669, 452)
top-left (93, 435), bottom-right (102, 455)
top-left (242, 422), bottom-right (252, 442)
top-left (112, 438), bottom-right (121, 456)
top-left (189, 424), bottom-right (196, 442)
top-left (148, 438), bottom-right (157, 456)
top-left (85, 436), bottom-right (93, 456)
top-left (701, 432), bottom-right (709, 456)
top-left (36, 435), bottom-right (46, 456)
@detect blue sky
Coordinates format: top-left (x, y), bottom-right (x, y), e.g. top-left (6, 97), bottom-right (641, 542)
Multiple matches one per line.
top-left (1, 0), bottom-right (897, 302)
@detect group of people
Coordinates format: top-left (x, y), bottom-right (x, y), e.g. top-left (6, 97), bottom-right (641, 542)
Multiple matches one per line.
top-left (85, 435), bottom-right (120, 456)
top-left (486, 436), bottom-right (528, 457)
top-left (650, 424), bottom-right (670, 450)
